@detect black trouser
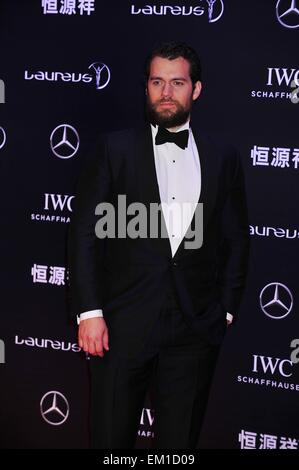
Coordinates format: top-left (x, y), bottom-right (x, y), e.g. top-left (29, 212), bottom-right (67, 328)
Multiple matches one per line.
top-left (89, 296), bottom-right (220, 449)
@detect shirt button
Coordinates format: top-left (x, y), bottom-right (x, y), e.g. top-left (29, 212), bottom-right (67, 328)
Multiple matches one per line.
top-left (172, 160), bottom-right (175, 163)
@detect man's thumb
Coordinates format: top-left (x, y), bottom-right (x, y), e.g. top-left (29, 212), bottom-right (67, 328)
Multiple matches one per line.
top-left (103, 330), bottom-right (109, 351)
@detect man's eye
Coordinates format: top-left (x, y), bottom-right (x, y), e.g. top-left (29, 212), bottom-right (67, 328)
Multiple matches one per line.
top-left (173, 81), bottom-right (184, 86)
top-left (152, 80), bottom-right (161, 86)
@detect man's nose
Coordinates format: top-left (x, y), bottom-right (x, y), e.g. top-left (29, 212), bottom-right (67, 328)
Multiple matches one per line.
top-left (162, 82), bottom-right (172, 98)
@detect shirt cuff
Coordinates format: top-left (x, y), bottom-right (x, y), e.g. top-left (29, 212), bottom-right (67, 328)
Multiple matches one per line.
top-left (77, 309), bottom-right (103, 325)
top-left (226, 312), bottom-right (233, 323)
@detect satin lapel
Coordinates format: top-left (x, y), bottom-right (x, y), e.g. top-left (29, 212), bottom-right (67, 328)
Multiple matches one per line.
top-left (193, 128), bottom-right (212, 224)
top-left (135, 126), bottom-right (172, 259)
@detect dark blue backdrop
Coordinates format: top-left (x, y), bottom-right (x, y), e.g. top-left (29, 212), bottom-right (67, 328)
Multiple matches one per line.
top-left (1, 0), bottom-right (299, 449)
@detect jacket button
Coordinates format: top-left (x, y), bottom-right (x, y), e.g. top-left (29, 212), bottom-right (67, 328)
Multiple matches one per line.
top-left (173, 261), bottom-right (178, 267)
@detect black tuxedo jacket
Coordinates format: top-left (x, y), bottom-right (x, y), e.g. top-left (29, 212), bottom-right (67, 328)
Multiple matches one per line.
top-left (68, 126), bottom-right (249, 356)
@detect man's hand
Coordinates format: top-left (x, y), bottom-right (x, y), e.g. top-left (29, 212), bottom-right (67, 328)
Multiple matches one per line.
top-left (78, 317), bottom-right (109, 357)
top-left (226, 312), bottom-right (233, 327)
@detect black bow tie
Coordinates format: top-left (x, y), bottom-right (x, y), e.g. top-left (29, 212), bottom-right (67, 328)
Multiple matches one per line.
top-left (155, 126), bottom-right (189, 150)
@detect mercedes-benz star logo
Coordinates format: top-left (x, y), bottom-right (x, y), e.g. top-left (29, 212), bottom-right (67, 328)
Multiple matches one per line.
top-left (50, 124), bottom-right (80, 159)
top-left (206, 0), bottom-right (224, 23)
top-left (260, 282), bottom-right (293, 319)
top-left (276, 0), bottom-right (299, 28)
top-left (88, 62), bottom-right (111, 90)
top-left (40, 391), bottom-right (69, 426)
top-left (0, 126), bottom-right (6, 149)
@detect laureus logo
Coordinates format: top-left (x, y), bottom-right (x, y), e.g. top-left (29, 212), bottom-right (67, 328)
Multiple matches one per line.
top-left (131, 0), bottom-right (224, 23)
top-left (206, 0), bottom-right (224, 23)
top-left (0, 127), bottom-right (6, 149)
top-left (24, 62), bottom-right (111, 90)
top-left (88, 62), bottom-right (111, 90)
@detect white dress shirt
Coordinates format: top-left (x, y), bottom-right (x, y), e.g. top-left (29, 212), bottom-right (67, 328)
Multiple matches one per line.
top-left (78, 122), bottom-right (232, 323)
top-left (151, 121), bottom-right (201, 257)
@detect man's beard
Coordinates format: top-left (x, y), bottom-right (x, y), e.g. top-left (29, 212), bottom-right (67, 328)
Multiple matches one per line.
top-left (146, 97), bottom-right (191, 129)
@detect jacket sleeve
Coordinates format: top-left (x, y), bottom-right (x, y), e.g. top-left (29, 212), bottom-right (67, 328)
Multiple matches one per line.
top-left (67, 136), bottom-right (112, 320)
top-left (218, 149), bottom-right (250, 319)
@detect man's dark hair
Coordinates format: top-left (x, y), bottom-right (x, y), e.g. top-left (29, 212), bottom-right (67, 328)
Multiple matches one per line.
top-left (144, 41), bottom-right (202, 85)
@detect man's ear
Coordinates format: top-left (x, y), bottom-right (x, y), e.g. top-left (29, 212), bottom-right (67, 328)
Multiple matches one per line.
top-left (192, 81), bottom-right (202, 101)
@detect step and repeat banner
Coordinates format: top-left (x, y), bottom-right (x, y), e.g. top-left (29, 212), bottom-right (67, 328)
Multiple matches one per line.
top-left (0, 0), bottom-right (298, 449)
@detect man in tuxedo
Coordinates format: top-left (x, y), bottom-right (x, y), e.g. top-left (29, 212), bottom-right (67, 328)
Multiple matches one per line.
top-left (68, 41), bottom-right (249, 449)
